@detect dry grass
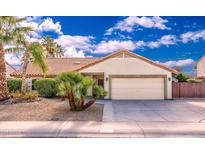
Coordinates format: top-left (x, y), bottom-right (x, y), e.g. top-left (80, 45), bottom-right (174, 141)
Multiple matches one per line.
top-left (0, 98), bottom-right (103, 121)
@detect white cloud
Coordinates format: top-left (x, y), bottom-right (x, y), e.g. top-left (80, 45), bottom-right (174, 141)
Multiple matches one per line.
top-left (93, 35), bottom-right (177, 54)
top-left (4, 53), bottom-right (22, 66)
top-left (180, 30), bottom-right (205, 43)
top-left (19, 17), bottom-right (41, 41)
top-left (93, 40), bottom-right (137, 54)
top-left (18, 17), bottom-right (64, 43)
top-left (135, 40), bottom-right (146, 48)
top-left (64, 48), bottom-right (85, 57)
top-left (159, 35), bottom-right (177, 45)
top-left (160, 59), bottom-right (195, 68)
top-left (20, 20), bottom-right (39, 31)
top-left (147, 41), bottom-right (161, 48)
top-left (25, 35), bottom-right (42, 43)
top-left (55, 35), bottom-right (95, 51)
top-left (105, 16), bottom-right (170, 35)
top-left (55, 35), bottom-right (95, 57)
top-left (147, 35), bottom-right (177, 48)
top-left (38, 18), bottom-right (63, 35)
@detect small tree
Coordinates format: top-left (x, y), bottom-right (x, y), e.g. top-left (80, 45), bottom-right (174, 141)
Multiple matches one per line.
top-left (6, 42), bottom-right (48, 94)
top-left (56, 72), bottom-right (106, 111)
top-left (176, 72), bottom-right (190, 82)
top-left (42, 35), bottom-right (64, 58)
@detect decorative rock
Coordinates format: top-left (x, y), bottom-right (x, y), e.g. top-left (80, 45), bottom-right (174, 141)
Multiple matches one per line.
top-left (0, 98), bottom-right (41, 105)
top-left (51, 115), bottom-right (62, 121)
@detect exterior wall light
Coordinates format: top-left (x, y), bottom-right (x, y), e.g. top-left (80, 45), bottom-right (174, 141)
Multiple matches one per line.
top-left (168, 77), bottom-right (171, 81)
top-left (106, 77), bottom-right (109, 81)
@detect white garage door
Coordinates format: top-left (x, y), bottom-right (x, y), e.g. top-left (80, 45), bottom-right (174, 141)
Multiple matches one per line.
top-left (111, 77), bottom-right (165, 100)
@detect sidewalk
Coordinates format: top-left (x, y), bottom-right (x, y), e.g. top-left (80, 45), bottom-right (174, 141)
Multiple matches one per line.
top-left (1, 121), bottom-right (205, 137)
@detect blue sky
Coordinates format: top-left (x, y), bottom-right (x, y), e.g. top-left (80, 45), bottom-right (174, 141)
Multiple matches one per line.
top-left (5, 16), bottom-right (205, 75)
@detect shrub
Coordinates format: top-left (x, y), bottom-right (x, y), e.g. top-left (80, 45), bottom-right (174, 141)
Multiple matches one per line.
top-left (34, 78), bottom-right (58, 97)
top-left (187, 78), bottom-right (203, 83)
top-left (10, 91), bottom-right (39, 100)
top-left (176, 72), bottom-right (190, 82)
top-left (21, 91), bottom-right (39, 100)
top-left (10, 91), bottom-right (21, 99)
top-left (93, 85), bottom-right (107, 98)
top-left (7, 79), bottom-right (22, 92)
top-left (56, 83), bottom-right (67, 98)
top-left (56, 72), bottom-right (106, 111)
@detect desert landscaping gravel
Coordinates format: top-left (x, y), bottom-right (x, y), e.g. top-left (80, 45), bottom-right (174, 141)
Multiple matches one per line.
top-left (0, 98), bottom-right (103, 121)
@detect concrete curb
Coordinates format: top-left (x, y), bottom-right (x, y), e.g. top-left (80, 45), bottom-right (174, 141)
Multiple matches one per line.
top-left (1, 121), bottom-right (205, 137)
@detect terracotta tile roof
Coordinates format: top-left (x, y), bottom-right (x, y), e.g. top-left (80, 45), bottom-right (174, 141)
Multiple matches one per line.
top-left (11, 50), bottom-right (177, 78)
top-left (11, 57), bottom-right (100, 78)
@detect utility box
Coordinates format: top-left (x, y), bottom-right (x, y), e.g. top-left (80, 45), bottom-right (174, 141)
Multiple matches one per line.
top-left (26, 79), bottom-right (32, 91)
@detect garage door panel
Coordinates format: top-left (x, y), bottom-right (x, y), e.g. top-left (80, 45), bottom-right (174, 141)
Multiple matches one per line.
top-left (111, 78), bottom-right (164, 100)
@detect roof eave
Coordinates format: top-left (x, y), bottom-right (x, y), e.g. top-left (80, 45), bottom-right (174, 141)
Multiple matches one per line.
top-left (76, 49), bottom-right (178, 74)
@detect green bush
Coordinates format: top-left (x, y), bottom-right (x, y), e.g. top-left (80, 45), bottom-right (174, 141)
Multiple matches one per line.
top-left (187, 78), bottom-right (203, 83)
top-left (93, 85), bottom-right (107, 98)
top-left (7, 79), bottom-right (22, 92)
top-left (34, 78), bottom-right (58, 97)
top-left (176, 72), bottom-right (190, 82)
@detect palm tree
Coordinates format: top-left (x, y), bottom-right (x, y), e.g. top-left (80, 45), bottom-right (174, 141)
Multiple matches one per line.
top-left (6, 40), bottom-right (48, 94)
top-left (56, 72), bottom-right (106, 111)
top-left (0, 16), bottom-right (28, 101)
top-left (0, 42), bottom-right (8, 100)
top-left (42, 35), bottom-right (57, 58)
top-left (55, 44), bottom-right (64, 58)
top-left (42, 35), bottom-right (64, 58)
top-left (3, 17), bottom-right (47, 94)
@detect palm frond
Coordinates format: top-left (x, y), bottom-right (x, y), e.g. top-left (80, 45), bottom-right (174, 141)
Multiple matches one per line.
top-left (16, 17), bottom-right (27, 23)
top-left (4, 47), bottom-right (24, 53)
top-left (0, 16), bottom-right (31, 44)
top-left (28, 42), bottom-right (48, 76)
top-left (14, 26), bottom-right (33, 34)
top-left (0, 34), bottom-right (16, 44)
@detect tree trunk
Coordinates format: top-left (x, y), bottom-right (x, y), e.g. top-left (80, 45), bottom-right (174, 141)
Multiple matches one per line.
top-left (67, 90), bottom-right (76, 111)
top-left (83, 97), bottom-right (96, 110)
top-left (0, 42), bottom-right (9, 101)
top-left (21, 51), bottom-right (29, 95)
top-left (76, 96), bottom-right (85, 111)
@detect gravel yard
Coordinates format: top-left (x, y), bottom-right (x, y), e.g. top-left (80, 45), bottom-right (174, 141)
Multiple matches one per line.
top-left (0, 98), bottom-right (103, 121)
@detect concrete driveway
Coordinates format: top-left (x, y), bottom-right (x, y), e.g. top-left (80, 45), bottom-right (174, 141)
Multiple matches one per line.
top-left (99, 99), bottom-right (205, 122)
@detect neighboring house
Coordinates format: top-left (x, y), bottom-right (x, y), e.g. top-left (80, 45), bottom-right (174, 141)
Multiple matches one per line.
top-left (196, 55), bottom-right (205, 79)
top-left (6, 62), bottom-right (16, 79)
top-left (11, 50), bottom-right (177, 100)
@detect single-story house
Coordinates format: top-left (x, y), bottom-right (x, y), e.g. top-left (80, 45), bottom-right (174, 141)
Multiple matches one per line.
top-left (196, 55), bottom-right (205, 79)
top-left (6, 62), bottom-right (16, 79)
top-left (11, 50), bottom-right (177, 100)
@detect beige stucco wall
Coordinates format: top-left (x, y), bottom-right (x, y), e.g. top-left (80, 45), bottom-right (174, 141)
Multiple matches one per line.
top-left (80, 57), bottom-right (173, 99)
top-left (197, 56), bottom-right (205, 77)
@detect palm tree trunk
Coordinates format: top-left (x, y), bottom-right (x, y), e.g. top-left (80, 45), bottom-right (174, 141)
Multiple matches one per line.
top-left (0, 42), bottom-right (9, 101)
top-left (83, 97), bottom-right (96, 110)
top-left (21, 51), bottom-right (29, 95)
top-left (67, 90), bottom-right (76, 111)
top-left (76, 96), bottom-right (85, 111)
